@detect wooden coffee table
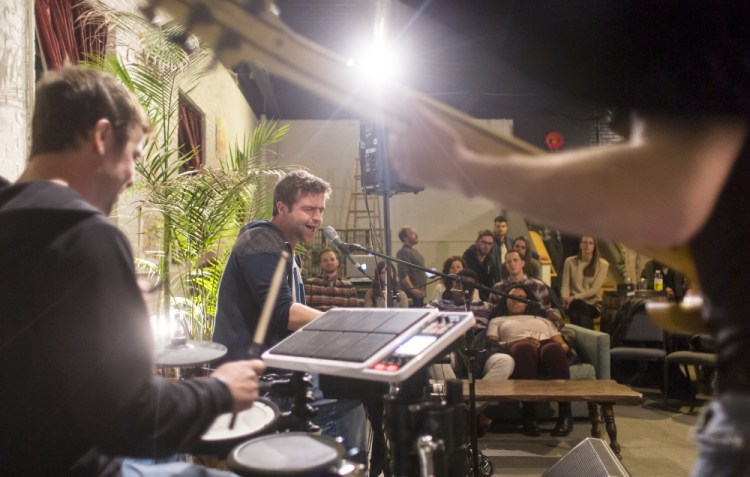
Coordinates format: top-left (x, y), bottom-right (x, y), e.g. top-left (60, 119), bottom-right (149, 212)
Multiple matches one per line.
top-left (462, 379), bottom-right (643, 459)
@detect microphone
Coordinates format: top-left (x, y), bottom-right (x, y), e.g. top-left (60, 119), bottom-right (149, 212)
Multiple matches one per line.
top-left (323, 226), bottom-right (366, 274)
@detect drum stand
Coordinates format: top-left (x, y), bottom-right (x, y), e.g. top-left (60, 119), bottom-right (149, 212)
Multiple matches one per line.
top-left (262, 371), bottom-right (321, 434)
top-left (383, 370), bottom-right (467, 477)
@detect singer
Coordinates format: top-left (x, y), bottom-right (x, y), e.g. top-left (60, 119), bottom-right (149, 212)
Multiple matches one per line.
top-left (212, 170), bottom-right (365, 451)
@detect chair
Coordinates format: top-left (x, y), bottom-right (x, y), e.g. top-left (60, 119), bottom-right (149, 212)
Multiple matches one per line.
top-left (663, 334), bottom-right (717, 409)
top-left (609, 309), bottom-right (666, 390)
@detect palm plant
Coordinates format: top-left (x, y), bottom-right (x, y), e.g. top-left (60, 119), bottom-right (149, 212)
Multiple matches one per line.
top-left (87, 5), bottom-right (290, 340)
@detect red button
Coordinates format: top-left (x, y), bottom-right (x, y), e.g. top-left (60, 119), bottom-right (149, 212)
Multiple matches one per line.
top-left (386, 364), bottom-right (400, 372)
top-left (374, 363), bottom-right (387, 370)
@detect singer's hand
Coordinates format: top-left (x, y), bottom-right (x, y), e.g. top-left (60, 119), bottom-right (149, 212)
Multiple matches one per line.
top-left (212, 360), bottom-right (266, 413)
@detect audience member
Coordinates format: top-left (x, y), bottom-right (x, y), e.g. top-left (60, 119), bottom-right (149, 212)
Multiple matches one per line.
top-left (501, 235), bottom-right (542, 281)
top-left (0, 66), bottom-right (265, 475)
top-left (614, 241), bottom-right (650, 285)
top-left (462, 229), bottom-right (499, 300)
top-left (560, 236), bottom-right (609, 329)
top-left (490, 215), bottom-right (514, 283)
top-left (396, 225), bottom-right (427, 307)
top-left (492, 250), bottom-right (564, 329)
top-left (428, 269), bottom-right (514, 436)
top-left (304, 247), bottom-right (362, 311)
top-left (432, 255), bottom-right (479, 301)
top-left (640, 259), bottom-right (688, 302)
top-left (212, 170), bottom-right (365, 451)
top-left (365, 261), bottom-right (408, 308)
top-left (487, 285), bottom-right (572, 437)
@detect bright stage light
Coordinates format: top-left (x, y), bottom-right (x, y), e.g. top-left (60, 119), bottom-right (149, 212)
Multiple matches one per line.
top-left (349, 43), bottom-right (403, 87)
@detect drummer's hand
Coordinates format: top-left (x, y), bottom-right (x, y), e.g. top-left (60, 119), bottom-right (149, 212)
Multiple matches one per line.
top-left (212, 360), bottom-right (266, 412)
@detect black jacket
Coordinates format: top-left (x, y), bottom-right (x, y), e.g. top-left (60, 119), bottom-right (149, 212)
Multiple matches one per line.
top-left (0, 181), bottom-right (232, 475)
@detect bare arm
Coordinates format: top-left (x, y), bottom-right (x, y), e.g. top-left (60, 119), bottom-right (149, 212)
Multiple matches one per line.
top-left (551, 333), bottom-right (569, 352)
top-left (288, 302), bottom-right (322, 330)
top-left (390, 106), bottom-right (747, 247)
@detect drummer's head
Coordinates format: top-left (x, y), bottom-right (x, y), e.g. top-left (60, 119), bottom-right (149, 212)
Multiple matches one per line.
top-left (271, 170), bottom-right (331, 246)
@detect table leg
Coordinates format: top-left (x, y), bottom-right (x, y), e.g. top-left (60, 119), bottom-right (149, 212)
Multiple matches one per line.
top-left (587, 402), bottom-right (601, 438)
top-left (601, 403), bottom-right (622, 460)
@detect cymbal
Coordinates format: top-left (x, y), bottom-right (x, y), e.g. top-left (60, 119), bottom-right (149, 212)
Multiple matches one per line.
top-left (154, 338), bottom-right (228, 367)
top-left (646, 298), bottom-right (709, 335)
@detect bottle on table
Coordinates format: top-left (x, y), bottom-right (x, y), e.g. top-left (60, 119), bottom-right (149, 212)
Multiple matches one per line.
top-left (654, 269), bottom-right (664, 292)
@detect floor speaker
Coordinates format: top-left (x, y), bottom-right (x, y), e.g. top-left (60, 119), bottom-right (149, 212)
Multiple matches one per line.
top-left (542, 438), bottom-right (630, 477)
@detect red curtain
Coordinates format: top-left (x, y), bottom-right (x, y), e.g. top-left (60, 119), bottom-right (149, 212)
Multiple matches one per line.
top-left (35, 0), bottom-right (107, 70)
top-left (179, 100), bottom-right (203, 172)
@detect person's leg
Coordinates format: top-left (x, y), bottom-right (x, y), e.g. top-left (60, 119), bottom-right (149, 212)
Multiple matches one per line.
top-left (538, 341), bottom-right (570, 380)
top-left (482, 353), bottom-right (515, 381)
top-left (510, 342), bottom-right (541, 436)
top-left (567, 299), bottom-right (598, 329)
top-left (509, 342), bottom-right (539, 379)
top-left (538, 341), bottom-right (574, 436)
top-left (313, 399), bottom-right (367, 458)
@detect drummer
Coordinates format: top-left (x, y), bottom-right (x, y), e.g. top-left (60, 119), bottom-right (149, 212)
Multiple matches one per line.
top-left (0, 66), bottom-right (265, 475)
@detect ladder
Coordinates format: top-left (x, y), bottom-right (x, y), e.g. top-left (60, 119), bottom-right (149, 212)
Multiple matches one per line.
top-left (345, 159), bottom-right (383, 249)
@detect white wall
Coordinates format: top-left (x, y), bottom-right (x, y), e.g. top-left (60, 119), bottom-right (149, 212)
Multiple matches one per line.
top-left (275, 119), bottom-right (514, 294)
top-left (0, 0), bottom-right (34, 181)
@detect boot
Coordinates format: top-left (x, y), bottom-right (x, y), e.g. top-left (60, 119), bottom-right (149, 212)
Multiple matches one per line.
top-left (551, 402), bottom-right (574, 436)
top-left (522, 402), bottom-right (540, 437)
top-left (476, 411), bottom-right (492, 438)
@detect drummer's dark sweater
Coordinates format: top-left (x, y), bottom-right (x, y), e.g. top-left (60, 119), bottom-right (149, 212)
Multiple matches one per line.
top-left (0, 181), bottom-right (233, 475)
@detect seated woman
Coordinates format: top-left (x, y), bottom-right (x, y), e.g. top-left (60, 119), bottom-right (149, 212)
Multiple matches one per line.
top-left (487, 284), bottom-right (573, 437)
top-left (364, 261), bottom-right (409, 308)
top-left (560, 235), bottom-right (609, 329)
top-left (431, 256), bottom-right (481, 302)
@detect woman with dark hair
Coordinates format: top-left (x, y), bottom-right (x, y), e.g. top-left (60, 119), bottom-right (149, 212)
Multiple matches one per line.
top-left (560, 236), bottom-right (609, 329)
top-left (431, 255), bottom-right (481, 301)
top-left (487, 284), bottom-right (573, 437)
top-left (364, 261), bottom-right (408, 308)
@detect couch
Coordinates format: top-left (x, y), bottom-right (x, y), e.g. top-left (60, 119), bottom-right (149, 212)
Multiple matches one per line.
top-left (431, 323), bottom-right (611, 420)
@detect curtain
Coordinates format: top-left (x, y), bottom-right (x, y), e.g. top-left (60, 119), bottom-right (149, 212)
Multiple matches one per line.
top-left (35, 0), bottom-right (107, 70)
top-left (179, 100), bottom-right (203, 172)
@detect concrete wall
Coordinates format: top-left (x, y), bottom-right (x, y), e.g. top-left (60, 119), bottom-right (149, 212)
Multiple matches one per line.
top-left (0, 0), bottom-right (34, 181)
top-left (275, 119), bottom-right (522, 294)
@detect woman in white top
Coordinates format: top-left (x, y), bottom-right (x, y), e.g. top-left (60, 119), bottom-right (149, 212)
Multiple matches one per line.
top-left (431, 256), bottom-right (481, 302)
top-left (487, 284), bottom-right (572, 437)
top-left (560, 235), bottom-right (609, 329)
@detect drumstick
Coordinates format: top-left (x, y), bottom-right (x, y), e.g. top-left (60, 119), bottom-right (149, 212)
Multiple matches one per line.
top-left (229, 250), bottom-right (291, 429)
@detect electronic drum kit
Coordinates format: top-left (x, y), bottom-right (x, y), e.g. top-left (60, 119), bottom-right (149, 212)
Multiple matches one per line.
top-left (155, 337), bottom-right (364, 476)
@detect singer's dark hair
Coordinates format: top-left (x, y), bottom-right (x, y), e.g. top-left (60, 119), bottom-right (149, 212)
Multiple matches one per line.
top-left (272, 170), bottom-right (331, 216)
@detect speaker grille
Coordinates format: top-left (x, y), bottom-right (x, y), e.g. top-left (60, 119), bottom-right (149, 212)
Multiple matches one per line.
top-left (542, 438), bottom-right (630, 477)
